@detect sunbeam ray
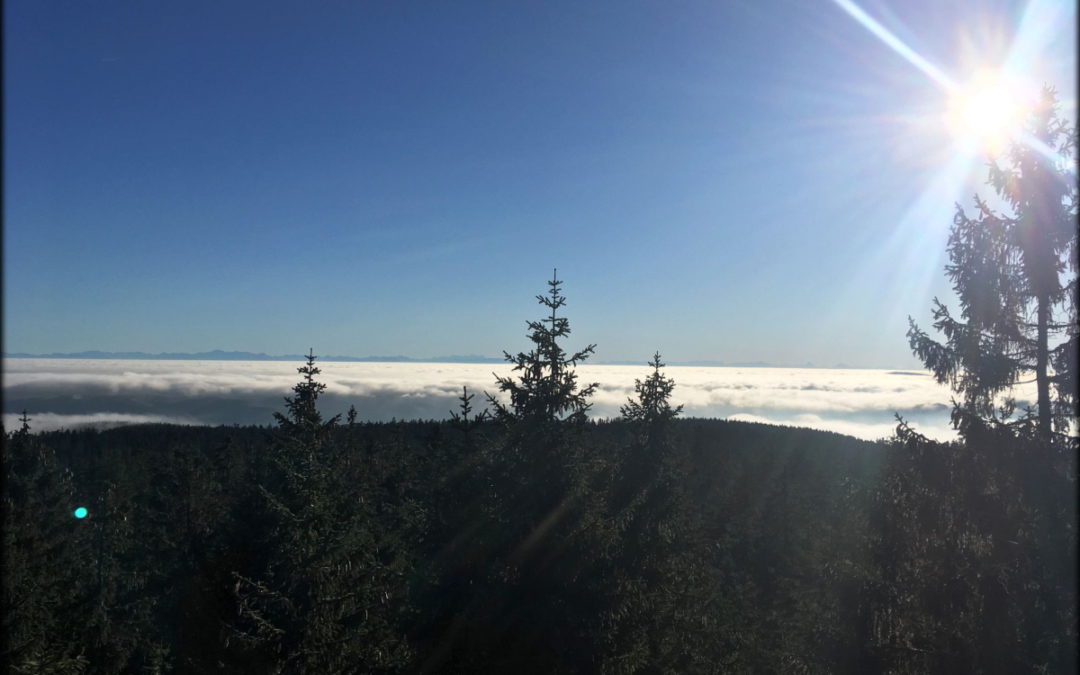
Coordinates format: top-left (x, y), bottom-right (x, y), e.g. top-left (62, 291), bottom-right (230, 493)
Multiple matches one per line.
top-left (832, 0), bottom-right (1073, 172)
top-left (1018, 130), bottom-right (1080, 176)
top-left (830, 0), bottom-right (956, 91)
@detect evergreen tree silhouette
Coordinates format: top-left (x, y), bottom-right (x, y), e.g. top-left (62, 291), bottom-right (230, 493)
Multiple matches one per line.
top-left (1, 415), bottom-right (93, 673)
top-left (230, 350), bottom-right (414, 672)
top-left (620, 351), bottom-right (684, 432)
top-left (874, 91), bottom-right (1078, 671)
top-left (273, 348), bottom-right (340, 434)
top-left (907, 87), bottom-right (1077, 442)
top-left (488, 269), bottom-right (597, 424)
top-left (468, 271), bottom-right (604, 670)
top-left (449, 385), bottom-right (488, 431)
top-left (602, 353), bottom-right (714, 672)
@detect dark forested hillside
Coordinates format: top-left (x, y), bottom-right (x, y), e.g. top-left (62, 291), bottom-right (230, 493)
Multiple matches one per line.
top-left (4, 368), bottom-right (1077, 673)
top-left (6, 410), bottom-right (891, 674)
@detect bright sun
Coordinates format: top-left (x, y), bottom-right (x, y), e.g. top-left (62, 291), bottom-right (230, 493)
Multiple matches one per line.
top-left (945, 70), bottom-right (1028, 155)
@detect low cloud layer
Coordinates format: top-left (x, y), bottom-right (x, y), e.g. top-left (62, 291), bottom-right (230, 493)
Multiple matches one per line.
top-left (1, 411), bottom-right (202, 433)
top-left (4, 358), bottom-right (1027, 441)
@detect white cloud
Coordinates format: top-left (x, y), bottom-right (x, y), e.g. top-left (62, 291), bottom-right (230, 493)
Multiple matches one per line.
top-left (726, 411), bottom-right (951, 442)
top-left (2, 358), bottom-right (1004, 441)
top-left (2, 411), bottom-right (201, 433)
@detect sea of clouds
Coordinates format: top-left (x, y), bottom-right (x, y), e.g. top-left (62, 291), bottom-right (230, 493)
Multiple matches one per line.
top-left (3, 358), bottom-right (1033, 441)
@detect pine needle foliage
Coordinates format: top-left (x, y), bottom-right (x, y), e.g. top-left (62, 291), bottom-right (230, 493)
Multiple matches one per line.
top-left (273, 348), bottom-right (341, 435)
top-left (907, 87), bottom-right (1077, 442)
top-left (879, 87), bottom-right (1079, 673)
top-left (2, 416), bottom-right (93, 674)
top-left (488, 269), bottom-right (598, 425)
top-left (620, 352), bottom-right (683, 431)
top-left (460, 271), bottom-right (607, 670)
top-left (230, 351), bottom-right (415, 673)
top-left (449, 385), bottom-right (488, 431)
top-left (601, 353), bottom-right (713, 673)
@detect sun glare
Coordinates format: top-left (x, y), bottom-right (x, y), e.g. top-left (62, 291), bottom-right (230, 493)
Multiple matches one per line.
top-left (945, 70), bottom-right (1029, 155)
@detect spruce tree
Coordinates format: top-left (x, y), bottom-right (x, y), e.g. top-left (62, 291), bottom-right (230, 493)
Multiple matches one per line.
top-left (466, 271), bottom-right (604, 670)
top-left (483, 270), bottom-right (599, 516)
top-left (601, 354), bottom-right (715, 674)
top-left (1, 415), bottom-right (93, 674)
top-left (1, 415), bottom-right (162, 672)
top-left (907, 86), bottom-right (1077, 442)
top-left (488, 269), bottom-right (597, 425)
top-left (273, 348), bottom-right (340, 435)
top-left (620, 352), bottom-right (683, 433)
top-left (449, 385), bottom-right (488, 431)
top-left (229, 351), bottom-right (416, 672)
top-left (874, 88), bottom-right (1079, 671)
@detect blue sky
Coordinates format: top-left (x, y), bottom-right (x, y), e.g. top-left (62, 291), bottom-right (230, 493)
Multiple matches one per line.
top-left (4, 0), bottom-right (1076, 367)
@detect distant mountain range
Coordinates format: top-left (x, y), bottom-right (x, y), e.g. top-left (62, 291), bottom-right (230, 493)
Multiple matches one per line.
top-left (2, 350), bottom-right (890, 369)
top-left (2, 350), bottom-right (503, 364)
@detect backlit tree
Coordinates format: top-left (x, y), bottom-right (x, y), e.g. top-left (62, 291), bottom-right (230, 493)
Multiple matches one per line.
top-left (907, 86), bottom-right (1077, 442)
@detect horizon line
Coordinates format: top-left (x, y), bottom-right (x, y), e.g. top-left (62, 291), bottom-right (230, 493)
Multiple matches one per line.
top-left (2, 349), bottom-right (910, 371)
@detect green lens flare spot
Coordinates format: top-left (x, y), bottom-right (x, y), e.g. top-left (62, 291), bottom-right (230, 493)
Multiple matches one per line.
top-left (73, 507), bottom-right (88, 519)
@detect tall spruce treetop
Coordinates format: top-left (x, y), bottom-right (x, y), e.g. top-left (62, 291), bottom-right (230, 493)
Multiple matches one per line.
top-left (273, 348), bottom-right (339, 433)
top-left (488, 270), bottom-right (598, 424)
top-left (232, 350), bottom-right (412, 671)
top-left (908, 87), bottom-right (1077, 442)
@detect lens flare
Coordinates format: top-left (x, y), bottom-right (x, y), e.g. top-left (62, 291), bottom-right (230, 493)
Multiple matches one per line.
top-left (831, 0), bottom-right (1072, 163)
top-left (945, 70), bottom-right (1027, 154)
top-left (73, 507), bottom-right (88, 519)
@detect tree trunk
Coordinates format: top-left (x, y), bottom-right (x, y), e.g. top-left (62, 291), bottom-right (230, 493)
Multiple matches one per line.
top-left (1036, 293), bottom-right (1051, 443)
